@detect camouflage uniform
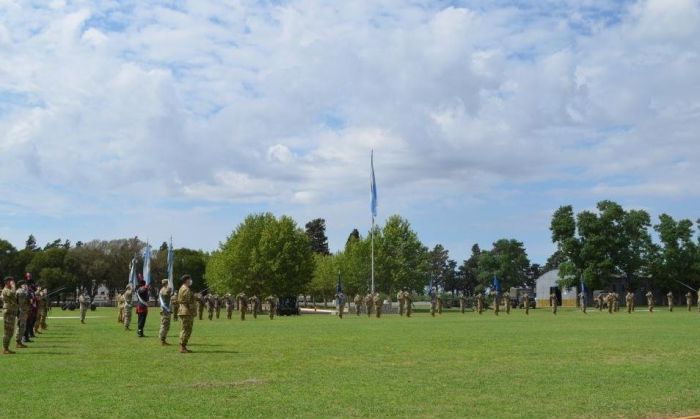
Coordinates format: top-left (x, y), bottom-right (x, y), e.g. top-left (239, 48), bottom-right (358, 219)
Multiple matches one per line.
top-left (214, 295), bottom-right (221, 319)
top-left (613, 293), bottom-right (620, 312)
top-left (177, 281), bottom-right (195, 353)
top-left (171, 292), bottom-right (179, 322)
top-left (34, 288), bottom-right (46, 333)
top-left (2, 282), bottom-right (18, 353)
top-left (197, 293), bottom-right (205, 320)
top-left (606, 293), bottom-right (614, 314)
top-left (430, 291), bottom-right (437, 317)
top-left (16, 286), bottom-right (29, 345)
top-left (523, 293), bottom-right (530, 315)
top-left (579, 293), bottom-right (586, 314)
top-left (237, 293), bottom-right (248, 321)
top-left (625, 292), bottom-right (634, 314)
top-left (596, 294), bottom-right (604, 311)
top-left (335, 292), bottom-right (346, 319)
top-left (353, 294), bottom-right (362, 316)
top-left (249, 295), bottom-right (260, 319)
top-left (266, 295), bottom-right (277, 320)
top-left (504, 294), bottom-right (511, 314)
top-left (117, 293), bottom-right (125, 323)
top-left (404, 291), bottom-right (413, 317)
top-left (207, 294), bottom-right (215, 320)
top-left (646, 291), bottom-right (654, 313)
top-left (550, 293), bottom-right (557, 315)
top-left (224, 294), bottom-right (234, 319)
top-left (397, 291), bottom-right (406, 316)
top-left (476, 293), bottom-right (484, 315)
top-left (123, 285), bottom-right (133, 330)
top-left (493, 293), bottom-right (500, 316)
top-left (364, 293), bottom-right (373, 317)
top-left (159, 280), bottom-right (173, 345)
top-left (459, 293), bottom-right (467, 314)
top-left (686, 292), bottom-right (693, 312)
top-left (372, 293), bottom-right (382, 318)
top-left (666, 291), bottom-right (673, 312)
top-left (437, 295), bottom-right (444, 315)
top-left (40, 288), bottom-right (49, 330)
top-left (79, 293), bottom-right (89, 323)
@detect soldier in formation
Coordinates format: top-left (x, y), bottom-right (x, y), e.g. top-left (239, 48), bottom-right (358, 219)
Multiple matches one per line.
top-left (397, 290), bottom-right (406, 316)
top-left (197, 293), bottom-right (205, 320)
top-left (266, 295), bottom-right (277, 320)
top-left (172, 291), bottom-right (179, 322)
top-left (504, 293), bottom-right (511, 315)
top-left (237, 292), bottom-right (248, 321)
top-left (523, 293), bottom-right (530, 315)
top-left (78, 290), bottom-right (89, 324)
top-left (207, 294), bottom-right (215, 320)
top-left (34, 287), bottom-right (46, 334)
top-left (646, 291), bottom-right (654, 312)
top-left (354, 294), bottom-right (363, 316)
top-left (373, 293), bottom-right (382, 318)
top-left (606, 293), bottom-right (614, 314)
top-left (459, 293), bottom-right (467, 314)
top-left (476, 292), bottom-right (484, 315)
top-left (493, 292), bottom-right (500, 316)
top-left (117, 292), bottom-right (125, 323)
top-left (614, 292), bottom-right (620, 312)
top-left (159, 279), bottom-right (173, 346)
top-left (437, 293), bottom-right (444, 315)
top-left (596, 293), bottom-right (604, 311)
top-left (549, 292), bottom-right (557, 315)
top-left (429, 289), bottom-right (437, 317)
top-left (224, 293), bottom-right (234, 319)
top-left (123, 284), bottom-right (133, 330)
top-left (686, 291), bottom-right (693, 312)
top-left (335, 290), bottom-right (346, 319)
top-left (177, 275), bottom-right (195, 353)
top-left (3, 276), bottom-right (18, 354)
top-left (579, 291), bottom-right (586, 314)
top-left (666, 291), bottom-right (673, 312)
top-left (364, 293), bottom-right (373, 317)
top-left (249, 295), bottom-right (260, 319)
top-left (16, 279), bottom-right (30, 346)
top-left (215, 295), bottom-right (222, 319)
top-left (626, 291), bottom-right (635, 313)
top-left (404, 290), bottom-right (413, 317)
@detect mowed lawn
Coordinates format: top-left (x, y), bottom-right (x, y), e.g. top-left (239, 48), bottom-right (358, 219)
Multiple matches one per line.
top-left (1, 306), bottom-right (699, 418)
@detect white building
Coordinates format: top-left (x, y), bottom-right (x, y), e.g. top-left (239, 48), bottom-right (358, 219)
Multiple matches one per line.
top-left (535, 269), bottom-right (577, 308)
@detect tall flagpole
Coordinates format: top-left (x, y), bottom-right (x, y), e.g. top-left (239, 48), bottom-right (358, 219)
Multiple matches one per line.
top-left (370, 149), bottom-right (377, 295)
top-left (371, 215), bottom-right (375, 295)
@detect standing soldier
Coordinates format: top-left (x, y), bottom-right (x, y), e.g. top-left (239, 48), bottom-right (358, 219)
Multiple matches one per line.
top-left (523, 293), bottom-right (530, 315)
top-left (117, 292), bottom-right (125, 323)
top-left (16, 279), bottom-right (30, 346)
top-left (177, 275), bottom-right (195, 353)
top-left (459, 292), bottom-right (467, 314)
top-left (364, 293), bottom-right (373, 317)
top-left (397, 290), bottom-right (406, 316)
top-left (171, 291), bottom-right (179, 322)
top-left (596, 293), bottom-right (604, 311)
top-left (159, 279), bottom-right (173, 346)
top-left (215, 295), bottom-right (222, 319)
top-left (429, 289), bottom-right (437, 317)
top-left (686, 291), bottom-right (693, 312)
top-left (335, 291), bottom-right (346, 319)
top-left (249, 295), bottom-right (260, 319)
top-left (437, 293), bottom-right (444, 315)
top-left (123, 284), bottom-right (133, 331)
top-left (197, 293), bottom-right (205, 320)
top-left (206, 294), bottom-right (215, 320)
top-left (78, 291), bottom-right (89, 324)
top-left (550, 292), bottom-right (557, 315)
top-left (476, 292), bottom-right (484, 315)
top-left (614, 292), bottom-right (620, 312)
top-left (504, 293), bottom-right (511, 315)
top-left (237, 292), bottom-right (248, 321)
top-left (224, 294), bottom-right (234, 319)
top-left (493, 292), bottom-right (500, 316)
top-left (373, 293), bottom-right (382, 318)
top-left (40, 288), bottom-right (49, 331)
top-left (404, 290), bottom-right (413, 317)
top-left (666, 291), bottom-right (674, 312)
top-left (266, 295), bottom-right (277, 320)
top-left (34, 287), bottom-right (45, 334)
top-left (578, 291), bottom-right (587, 314)
top-left (354, 294), bottom-right (363, 316)
top-left (3, 276), bottom-right (18, 354)
top-left (606, 293), bottom-right (614, 314)
top-left (626, 291), bottom-right (635, 314)
top-left (646, 291), bottom-right (654, 313)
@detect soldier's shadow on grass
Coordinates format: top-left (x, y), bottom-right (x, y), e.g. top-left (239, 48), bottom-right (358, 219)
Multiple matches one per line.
top-left (188, 343), bottom-right (225, 347)
top-left (21, 351), bottom-right (69, 355)
top-left (191, 350), bottom-right (240, 354)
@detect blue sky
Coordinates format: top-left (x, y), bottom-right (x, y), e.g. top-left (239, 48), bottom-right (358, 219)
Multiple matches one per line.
top-left (1, 0), bottom-right (699, 264)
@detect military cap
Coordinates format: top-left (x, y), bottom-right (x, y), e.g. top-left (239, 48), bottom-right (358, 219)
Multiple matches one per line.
top-left (3, 276), bottom-right (15, 284)
top-left (17, 279), bottom-right (26, 286)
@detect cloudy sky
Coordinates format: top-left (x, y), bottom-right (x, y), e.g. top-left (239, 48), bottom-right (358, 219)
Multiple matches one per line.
top-left (1, 0), bottom-right (699, 263)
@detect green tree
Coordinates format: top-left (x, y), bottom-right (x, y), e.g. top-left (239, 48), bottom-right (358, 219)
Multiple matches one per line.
top-left (477, 239), bottom-right (530, 290)
top-left (375, 215), bottom-right (428, 294)
top-left (651, 214), bottom-right (698, 292)
top-left (310, 253), bottom-right (340, 305)
top-left (305, 218), bottom-right (330, 255)
top-left (206, 213), bottom-right (315, 297)
top-left (427, 244), bottom-right (450, 289)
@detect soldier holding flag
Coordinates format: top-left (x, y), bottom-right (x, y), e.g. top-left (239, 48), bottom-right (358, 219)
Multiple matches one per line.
top-left (159, 279), bottom-right (173, 346)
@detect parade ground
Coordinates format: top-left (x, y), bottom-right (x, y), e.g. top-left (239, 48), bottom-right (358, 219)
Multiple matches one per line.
top-left (1, 307), bottom-right (698, 418)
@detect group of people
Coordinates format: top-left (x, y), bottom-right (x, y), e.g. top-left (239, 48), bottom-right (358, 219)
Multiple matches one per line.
top-left (1, 274), bottom-right (50, 354)
top-left (574, 290), bottom-right (700, 315)
top-left (190, 292), bottom-right (277, 321)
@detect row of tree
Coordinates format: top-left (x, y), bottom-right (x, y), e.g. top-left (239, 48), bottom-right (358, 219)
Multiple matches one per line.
top-left (551, 200), bottom-right (700, 293)
top-left (0, 236), bottom-right (208, 298)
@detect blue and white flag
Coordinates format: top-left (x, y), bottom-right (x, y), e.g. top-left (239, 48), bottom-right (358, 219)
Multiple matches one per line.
top-left (167, 237), bottom-right (174, 291)
top-left (143, 244), bottom-right (152, 287)
top-left (492, 275), bottom-right (501, 294)
top-left (580, 279), bottom-right (586, 294)
top-left (370, 150), bottom-right (378, 219)
top-left (128, 257), bottom-right (137, 288)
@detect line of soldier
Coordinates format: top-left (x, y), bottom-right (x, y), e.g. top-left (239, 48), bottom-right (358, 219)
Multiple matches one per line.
top-left (2, 274), bottom-right (52, 354)
top-left (570, 289), bottom-right (700, 314)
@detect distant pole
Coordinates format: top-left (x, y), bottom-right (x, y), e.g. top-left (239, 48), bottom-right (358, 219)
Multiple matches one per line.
top-left (370, 150), bottom-right (377, 295)
top-left (371, 216), bottom-right (375, 294)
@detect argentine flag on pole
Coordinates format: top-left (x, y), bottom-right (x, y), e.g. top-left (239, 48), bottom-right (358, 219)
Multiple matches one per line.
top-left (167, 237), bottom-right (174, 291)
top-left (370, 150), bottom-right (378, 219)
top-left (128, 257), bottom-right (137, 288)
top-left (143, 243), bottom-right (152, 286)
top-left (492, 275), bottom-right (501, 294)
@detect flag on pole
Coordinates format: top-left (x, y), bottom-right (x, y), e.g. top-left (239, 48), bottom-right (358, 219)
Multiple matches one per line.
top-left (143, 243), bottom-right (152, 287)
top-left (128, 257), bottom-right (137, 288)
top-left (580, 279), bottom-right (586, 294)
top-left (167, 237), bottom-right (174, 291)
top-left (370, 150), bottom-right (378, 219)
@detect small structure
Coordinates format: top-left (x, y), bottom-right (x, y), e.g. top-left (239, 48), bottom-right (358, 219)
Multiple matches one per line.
top-left (535, 269), bottom-right (576, 308)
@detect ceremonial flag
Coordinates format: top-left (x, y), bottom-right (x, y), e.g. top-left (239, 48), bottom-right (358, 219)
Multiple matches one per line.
top-left (128, 257), bottom-right (137, 288)
top-left (143, 243), bottom-right (152, 286)
top-left (580, 279), bottom-right (586, 294)
top-left (370, 150), bottom-right (378, 219)
top-left (492, 275), bottom-right (501, 294)
top-left (167, 237), bottom-right (174, 291)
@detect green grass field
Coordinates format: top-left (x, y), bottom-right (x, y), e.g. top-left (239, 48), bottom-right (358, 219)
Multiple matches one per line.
top-left (1, 306), bottom-right (699, 418)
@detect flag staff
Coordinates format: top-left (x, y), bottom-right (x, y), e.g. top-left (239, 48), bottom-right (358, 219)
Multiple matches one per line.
top-left (370, 150), bottom-right (377, 295)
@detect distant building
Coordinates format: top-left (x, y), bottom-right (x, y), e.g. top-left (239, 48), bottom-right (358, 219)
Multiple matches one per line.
top-left (535, 269), bottom-right (576, 307)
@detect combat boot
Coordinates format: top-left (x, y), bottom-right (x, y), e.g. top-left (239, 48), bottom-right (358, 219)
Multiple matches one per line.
top-left (3, 348), bottom-right (15, 354)
top-left (16, 342), bottom-right (28, 349)
top-left (179, 345), bottom-right (188, 353)
top-left (161, 340), bottom-right (170, 346)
